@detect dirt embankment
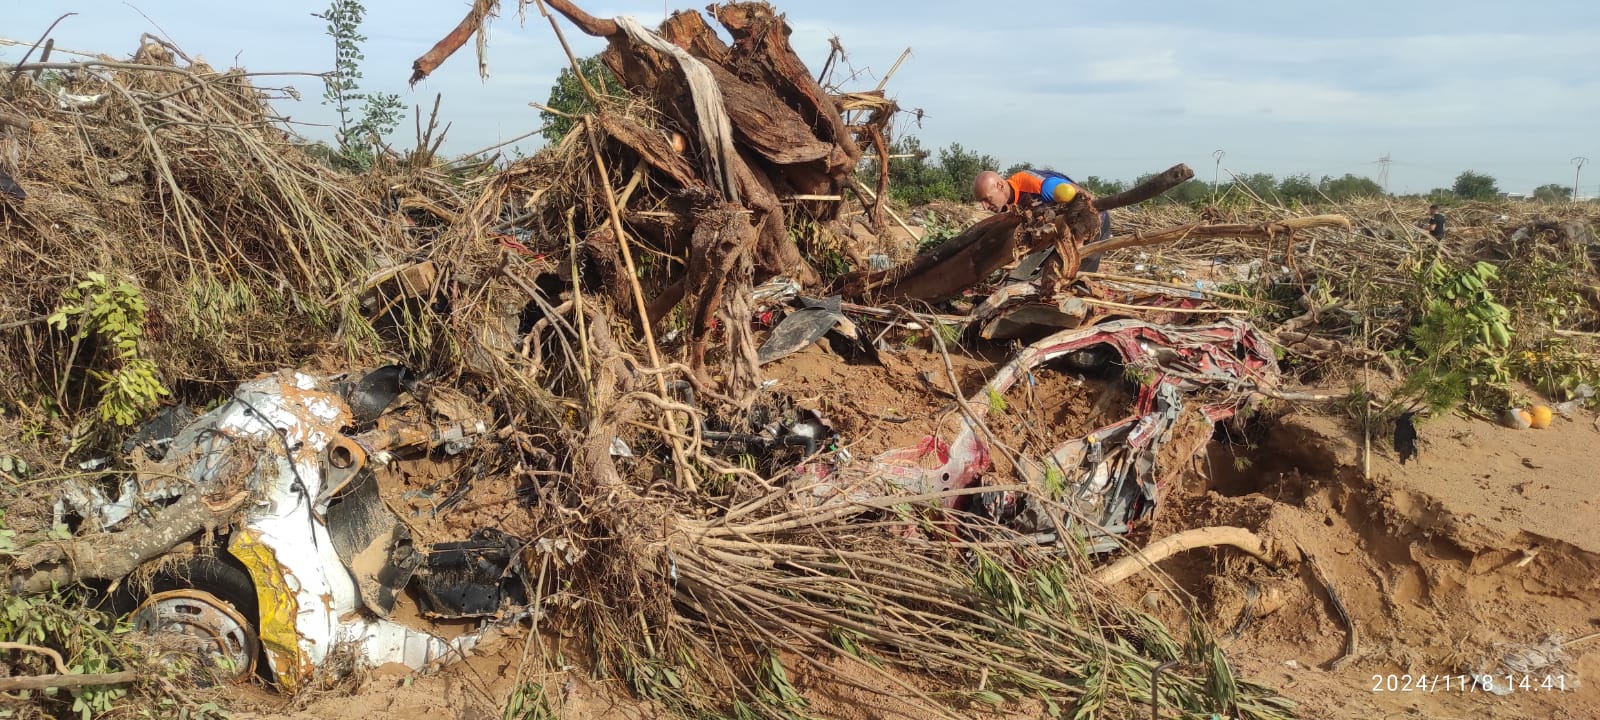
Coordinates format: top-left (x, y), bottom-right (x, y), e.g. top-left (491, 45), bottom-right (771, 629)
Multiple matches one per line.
top-left (1130, 406), bottom-right (1600, 719)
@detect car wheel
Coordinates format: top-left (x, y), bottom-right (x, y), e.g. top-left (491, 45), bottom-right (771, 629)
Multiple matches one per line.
top-left (123, 554), bottom-right (262, 684)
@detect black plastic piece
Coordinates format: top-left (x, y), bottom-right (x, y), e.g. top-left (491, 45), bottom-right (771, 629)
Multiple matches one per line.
top-left (416, 528), bottom-right (523, 618)
top-left (345, 364), bottom-right (417, 425)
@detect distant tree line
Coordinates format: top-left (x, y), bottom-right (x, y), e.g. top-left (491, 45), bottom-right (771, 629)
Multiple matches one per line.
top-left (536, 66), bottom-right (1584, 206)
top-left (855, 136), bottom-right (1584, 207)
top-left (857, 137), bottom-right (999, 205)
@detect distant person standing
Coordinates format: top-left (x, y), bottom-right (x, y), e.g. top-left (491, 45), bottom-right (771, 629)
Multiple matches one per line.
top-left (1421, 204), bottom-right (1446, 240)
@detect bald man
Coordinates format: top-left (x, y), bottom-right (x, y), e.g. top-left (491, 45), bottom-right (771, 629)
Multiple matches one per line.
top-left (973, 168), bottom-right (1108, 274)
top-left (973, 169), bottom-right (1083, 212)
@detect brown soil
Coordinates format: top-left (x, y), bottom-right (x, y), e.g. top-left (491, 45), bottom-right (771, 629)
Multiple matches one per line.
top-left (990, 361), bottom-right (1136, 459)
top-left (221, 346), bottom-right (1600, 720)
top-left (373, 452), bottom-right (538, 548)
top-left (1131, 404), bottom-right (1600, 719)
top-left (759, 340), bottom-right (1007, 457)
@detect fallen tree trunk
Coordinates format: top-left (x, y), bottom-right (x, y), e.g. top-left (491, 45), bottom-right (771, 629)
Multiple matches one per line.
top-left (1093, 164), bottom-right (1194, 211)
top-left (14, 490), bottom-right (249, 594)
top-left (1094, 526), bottom-right (1280, 585)
top-left (0, 671), bottom-right (139, 692)
top-left (835, 213), bottom-right (1027, 302)
top-left (409, 0), bottom-right (497, 84)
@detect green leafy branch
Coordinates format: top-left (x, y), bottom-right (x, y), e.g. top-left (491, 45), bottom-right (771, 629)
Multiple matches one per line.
top-left (1394, 258), bottom-right (1514, 414)
top-left (313, 0), bottom-right (405, 171)
top-left (47, 272), bottom-right (169, 428)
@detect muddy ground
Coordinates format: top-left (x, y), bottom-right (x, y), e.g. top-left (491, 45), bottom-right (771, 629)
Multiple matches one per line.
top-left (213, 338), bottom-right (1600, 720)
top-left (1146, 406), bottom-right (1600, 719)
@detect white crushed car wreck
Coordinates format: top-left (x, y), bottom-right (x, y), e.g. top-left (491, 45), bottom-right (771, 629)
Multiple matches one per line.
top-left (40, 367), bottom-right (514, 689)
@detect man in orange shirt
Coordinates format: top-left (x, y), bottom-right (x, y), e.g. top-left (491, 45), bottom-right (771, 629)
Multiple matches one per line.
top-left (973, 168), bottom-right (1107, 275)
top-left (973, 168), bottom-right (1083, 211)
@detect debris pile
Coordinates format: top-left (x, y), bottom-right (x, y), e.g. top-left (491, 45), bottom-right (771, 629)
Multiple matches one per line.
top-left (17, 3), bottom-right (1599, 719)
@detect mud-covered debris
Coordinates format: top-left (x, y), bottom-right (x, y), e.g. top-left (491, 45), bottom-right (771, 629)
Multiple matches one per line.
top-left (30, 368), bottom-right (510, 689)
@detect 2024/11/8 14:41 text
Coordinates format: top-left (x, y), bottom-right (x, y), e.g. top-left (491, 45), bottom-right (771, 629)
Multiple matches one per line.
top-left (1371, 674), bottom-right (1568, 693)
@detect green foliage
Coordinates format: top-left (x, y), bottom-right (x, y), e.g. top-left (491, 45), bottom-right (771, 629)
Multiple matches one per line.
top-left (861, 136), bottom-right (996, 205)
top-left (1210, 171), bottom-right (1388, 205)
top-left (1425, 187), bottom-right (1458, 204)
top-left (1452, 170), bottom-right (1500, 201)
top-left (1318, 173), bottom-right (1384, 202)
top-left (1079, 175), bottom-right (1127, 197)
top-left (913, 212), bottom-right (963, 254)
top-left (935, 142), bottom-right (996, 201)
top-left (504, 681), bottom-right (555, 720)
top-left (931, 320), bottom-right (963, 348)
top-left (999, 162), bottom-right (1030, 178)
top-left (1229, 172), bottom-right (1279, 201)
top-left (540, 54), bottom-right (621, 142)
top-left (0, 455), bottom-right (30, 485)
top-left (1533, 183), bottom-right (1572, 202)
top-left (47, 273), bottom-right (169, 428)
top-left (314, 0), bottom-right (405, 171)
top-left (752, 652), bottom-right (810, 717)
top-left (1395, 258), bottom-right (1514, 413)
top-left (1274, 173), bottom-right (1319, 205)
top-left (0, 510), bottom-right (16, 556)
top-left (1041, 460), bottom-right (1067, 498)
top-left (1496, 244), bottom-right (1600, 399)
top-left (970, 553), bottom-right (1027, 622)
top-left (0, 584), bottom-right (134, 719)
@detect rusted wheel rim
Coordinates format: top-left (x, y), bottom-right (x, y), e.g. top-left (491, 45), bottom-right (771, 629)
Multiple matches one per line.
top-left (132, 589), bottom-right (259, 682)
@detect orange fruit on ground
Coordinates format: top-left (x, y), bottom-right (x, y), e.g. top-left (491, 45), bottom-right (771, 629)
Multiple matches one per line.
top-left (1529, 405), bottom-right (1553, 429)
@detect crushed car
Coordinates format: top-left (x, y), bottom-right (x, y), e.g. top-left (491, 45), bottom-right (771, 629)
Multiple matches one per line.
top-left (48, 367), bottom-right (522, 689)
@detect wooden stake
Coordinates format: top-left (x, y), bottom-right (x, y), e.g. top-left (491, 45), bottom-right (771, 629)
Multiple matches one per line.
top-left (848, 179), bottom-right (921, 243)
top-left (534, 0), bottom-right (602, 105)
top-left (1362, 317), bottom-right (1372, 481)
top-left (873, 47), bottom-right (913, 92)
top-left (584, 117), bottom-right (694, 490)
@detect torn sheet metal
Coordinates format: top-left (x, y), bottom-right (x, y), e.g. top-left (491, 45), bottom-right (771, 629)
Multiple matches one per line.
top-left (757, 297), bottom-right (847, 365)
top-left (969, 281), bottom-right (1091, 340)
top-left (804, 319), bottom-right (1276, 537)
top-left (756, 296), bottom-right (879, 366)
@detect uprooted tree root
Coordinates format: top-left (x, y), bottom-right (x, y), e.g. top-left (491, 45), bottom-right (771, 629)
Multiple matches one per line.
top-left (1092, 526), bottom-right (1283, 586)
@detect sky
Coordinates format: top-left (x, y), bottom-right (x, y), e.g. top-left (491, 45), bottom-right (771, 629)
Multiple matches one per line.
top-left (4, 0), bottom-right (1599, 196)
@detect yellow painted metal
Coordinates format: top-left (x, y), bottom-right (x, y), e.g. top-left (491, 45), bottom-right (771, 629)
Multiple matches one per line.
top-left (228, 529), bottom-right (310, 690)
